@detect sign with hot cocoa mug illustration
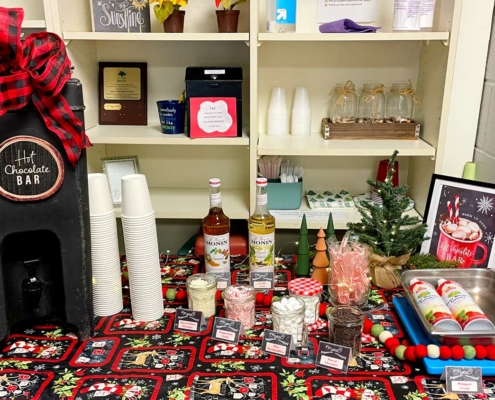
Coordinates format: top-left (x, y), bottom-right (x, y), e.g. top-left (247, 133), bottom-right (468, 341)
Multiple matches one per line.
top-left (422, 175), bottom-right (495, 269)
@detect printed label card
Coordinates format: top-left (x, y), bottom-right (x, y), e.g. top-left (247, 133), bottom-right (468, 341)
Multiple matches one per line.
top-left (208, 271), bottom-right (231, 290)
top-left (174, 309), bottom-right (205, 333)
top-left (189, 97), bottom-right (237, 138)
top-left (316, 341), bottom-right (352, 374)
top-left (261, 329), bottom-right (293, 358)
top-left (250, 271), bottom-right (274, 290)
top-left (443, 366), bottom-right (482, 394)
top-left (212, 317), bottom-right (243, 344)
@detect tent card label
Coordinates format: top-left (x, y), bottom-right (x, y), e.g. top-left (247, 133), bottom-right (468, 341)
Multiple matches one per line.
top-left (0, 136), bottom-right (64, 202)
top-left (316, 341), bottom-right (352, 374)
top-left (261, 329), bottom-right (293, 358)
top-left (174, 309), bottom-right (204, 333)
top-left (208, 271), bottom-right (230, 290)
top-left (445, 366), bottom-right (482, 394)
top-left (212, 317), bottom-right (243, 344)
top-left (250, 272), bottom-right (274, 290)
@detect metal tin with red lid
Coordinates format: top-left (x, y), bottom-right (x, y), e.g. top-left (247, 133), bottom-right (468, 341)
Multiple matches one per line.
top-left (288, 278), bottom-right (323, 324)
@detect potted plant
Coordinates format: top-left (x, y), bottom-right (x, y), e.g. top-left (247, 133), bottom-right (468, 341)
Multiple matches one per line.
top-left (347, 150), bottom-right (429, 289)
top-left (215, 0), bottom-right (246, 33)
top-left (154, 0), bottom-right (188, 33)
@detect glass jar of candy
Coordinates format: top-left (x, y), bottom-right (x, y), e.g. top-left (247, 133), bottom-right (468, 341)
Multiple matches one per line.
top-left (186, 273), bottom-right (217, 318)
top-left (358, 83), bottom-right (386, 123)
top-left (288, 278), bottom-right (322, 324)
top-left (386, 83), bottom-right (414, 123)
top-left (328, 306), bottom-right (364, 360)
top-left (328, 236), bottom-right (371, 309)
top-left (271, 296), bottom-right (305, 345)
top-left (329, 81), bottom-right (358, 123)
top-left (224, 284), bottom-right (256, 329)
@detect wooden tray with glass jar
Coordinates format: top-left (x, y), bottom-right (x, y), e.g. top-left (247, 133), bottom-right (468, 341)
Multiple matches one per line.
top-left (321, 118), bottom-right (420, 140)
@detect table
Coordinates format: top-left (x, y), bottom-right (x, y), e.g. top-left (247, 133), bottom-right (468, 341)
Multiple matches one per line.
top-left (0, 255), bottom-right (493, 400)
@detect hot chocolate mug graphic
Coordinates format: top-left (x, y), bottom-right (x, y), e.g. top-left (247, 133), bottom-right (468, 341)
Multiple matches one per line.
top-left (437, 218), bottom-right (487, 268)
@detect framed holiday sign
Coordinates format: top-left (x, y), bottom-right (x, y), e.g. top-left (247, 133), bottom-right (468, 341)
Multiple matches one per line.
top-left (189, 98), bottom-right (237, 139)
top-left (90, 0), bottom-right (151, 33)
top-left (421, 174), bottom-right (495, 269)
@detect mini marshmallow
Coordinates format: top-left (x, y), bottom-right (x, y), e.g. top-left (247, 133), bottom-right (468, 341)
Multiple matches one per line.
top-left (378, 331), bottom-right (393, 344)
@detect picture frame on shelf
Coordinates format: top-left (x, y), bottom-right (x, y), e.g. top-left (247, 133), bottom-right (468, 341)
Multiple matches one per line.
top-left (421, 174), bottom-right (495, 269)
top-left (90, 0), bottom-right (151, 33)
top-left (101, 155), bottom-right (140, 207)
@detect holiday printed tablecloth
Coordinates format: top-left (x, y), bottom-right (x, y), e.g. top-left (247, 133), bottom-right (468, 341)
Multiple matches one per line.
top-left (0, 255), bottom-right (489, 400)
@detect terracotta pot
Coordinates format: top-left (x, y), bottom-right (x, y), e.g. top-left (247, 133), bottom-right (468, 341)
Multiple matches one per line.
top-left (216, 10), bottom-right (240, 33)
top-left (163, 10), bottom-right (185, 33)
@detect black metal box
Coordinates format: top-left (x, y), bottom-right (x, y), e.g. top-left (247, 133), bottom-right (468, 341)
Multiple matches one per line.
top-left (185, 66), bottom-right (243, 137)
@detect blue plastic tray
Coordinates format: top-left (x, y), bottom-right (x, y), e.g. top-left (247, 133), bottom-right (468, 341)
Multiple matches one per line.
top-left (393, 296), bottom-right (495, 375)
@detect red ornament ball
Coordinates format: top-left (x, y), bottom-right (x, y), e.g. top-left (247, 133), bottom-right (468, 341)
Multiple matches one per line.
top-left (451, 345), bottom-right (464, 361)
top-left (363, 318), bottom-right (374, 334)
top-left (439, 346), bottom-right (452, 360)
top-left (404, 346), bottom-right (417, 363)
top-left (486, 345), bottom-right (495, 361)
top-left (475, 344), bottom-right (488, 360)
top-left (385, 337), bottom-right (400, 351)
top-left (414, 344), bottom-right (428, 360)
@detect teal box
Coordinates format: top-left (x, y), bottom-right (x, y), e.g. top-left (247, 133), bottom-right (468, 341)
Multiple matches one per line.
top-left (267, 179), bottom-right (303, 210)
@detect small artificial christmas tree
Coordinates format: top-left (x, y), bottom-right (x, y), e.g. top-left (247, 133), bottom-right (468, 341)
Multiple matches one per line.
top-left (347, 150), bottom-right (428, 288)
top-left (295, 214), bottom-right (310, 277)
top-left (312, 228), bottom-right (329, 285)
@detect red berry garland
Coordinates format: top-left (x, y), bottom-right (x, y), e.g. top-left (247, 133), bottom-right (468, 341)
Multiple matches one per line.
top-left (368, 319), bottom-right (495, 363)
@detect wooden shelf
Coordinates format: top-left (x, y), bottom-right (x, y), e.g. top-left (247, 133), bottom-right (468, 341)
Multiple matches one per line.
top-left (271, 203), bottom-right (422, 230)
top-left (63, 32), bottom-right (249, 41)
top-left (22, 20), bottom-right (46, 29)
top-left (115, 188), bottom-right (250, 220)
top-left (258, 132), bottom-right (436, 157)
top-left (88, 125), bottom-right (250, 146)
top-left (258, 32), bottom-right (449, 42)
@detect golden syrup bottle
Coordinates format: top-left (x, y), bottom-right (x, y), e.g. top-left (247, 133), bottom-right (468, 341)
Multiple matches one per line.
top-left (203, 179), bottom-right (230, 285)
top-left (248, 178), bottom-right (276, 275)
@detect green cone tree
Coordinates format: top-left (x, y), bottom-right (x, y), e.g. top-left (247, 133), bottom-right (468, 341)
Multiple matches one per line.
top-left (347, 150), bottom-right (428, 257)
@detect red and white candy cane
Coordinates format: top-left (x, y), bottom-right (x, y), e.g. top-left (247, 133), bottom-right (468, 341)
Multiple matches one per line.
top-left (80, 383), bottom-right (142, 398)
top-left (454, 195), bottom-right (460, 224)
top-left (447, 200), bottom-right (453, 222)
top-left (207, 343), bottom-right (243, 354)
top-left (315, 385), bottom-right (355, 398)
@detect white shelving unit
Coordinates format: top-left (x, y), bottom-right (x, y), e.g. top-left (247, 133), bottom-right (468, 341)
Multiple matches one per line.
top-left (22, 0), bottom-right (495, 235)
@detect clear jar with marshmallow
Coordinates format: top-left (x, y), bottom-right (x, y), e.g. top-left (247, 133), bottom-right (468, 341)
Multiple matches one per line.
top-left (288, 278), bottom-right (323, 324)
top-left (271, 296), bottom-right (306, 346)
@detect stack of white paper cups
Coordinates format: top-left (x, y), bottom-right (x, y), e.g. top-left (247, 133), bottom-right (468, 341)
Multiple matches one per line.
top-left (267, 87), bottom-right (289, 136)
top-left (88, 173), bottom-right (124, 316)
top-left (291, 87), bottom-right (311, 137)
top-left (121, 174), bottom-right (164, 322)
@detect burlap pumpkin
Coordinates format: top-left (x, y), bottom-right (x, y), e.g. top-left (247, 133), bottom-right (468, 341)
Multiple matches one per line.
top-left (369, 253), bottom-right (410, 289)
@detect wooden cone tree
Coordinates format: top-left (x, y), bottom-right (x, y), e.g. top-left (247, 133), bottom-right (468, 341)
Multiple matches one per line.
top-left (312, 228), bottom-right (329, 285)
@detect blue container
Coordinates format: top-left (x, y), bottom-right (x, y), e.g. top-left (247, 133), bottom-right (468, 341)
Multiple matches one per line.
top-left (267, 179), bottom-right (303, 210)
top-left (157, 100), bottom-right (185, 135)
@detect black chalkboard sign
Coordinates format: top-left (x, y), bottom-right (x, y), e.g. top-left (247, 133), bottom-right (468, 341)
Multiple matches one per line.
top-left (315, 341), bottom-right (352, 374)
top-left (250, 271), bottom-right (274, 290)
top-left (445, 366), bottom-right (482, 394)
top-left (0, 136), bottom-right (64, 202)
top-left (90, 0), bottom-right (151, 33)
top-left (261, 329), bottom-right (293, 358)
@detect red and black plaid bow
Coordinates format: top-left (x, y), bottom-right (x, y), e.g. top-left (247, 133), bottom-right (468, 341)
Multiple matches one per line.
top-left (0, 7), bottom-right (90, 166)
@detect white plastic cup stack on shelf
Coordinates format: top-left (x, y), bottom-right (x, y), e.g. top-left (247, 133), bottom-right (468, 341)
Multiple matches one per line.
top-left (267, 87), bottom-right (288, 136)
top-left (121, 174), bottom-right (164, 322)
top-left (291, 87), bottom-right (311, 137)
top-left (88, 173), bottom-right (124, 317)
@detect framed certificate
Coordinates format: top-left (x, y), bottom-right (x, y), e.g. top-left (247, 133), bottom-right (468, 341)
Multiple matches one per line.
top-left (99, 62), bottom-right (147, 125)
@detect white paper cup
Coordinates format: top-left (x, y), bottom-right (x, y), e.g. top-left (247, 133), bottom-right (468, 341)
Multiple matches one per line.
top-left (121, 174), bottom-right (153, 217)
top-left (88, 174), bottom-right (114, 216)
top-left (293, 87), bottom-right (311, 111)
top-left (268, 87), bottom-right (287, 112)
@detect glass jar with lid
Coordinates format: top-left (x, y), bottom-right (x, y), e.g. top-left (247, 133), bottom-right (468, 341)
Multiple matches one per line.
top-left (224, 284), bottom-right (256, 329)
top-left (186, 273), bottom-right (217, 318)
top-left (329, 81), bottom-right (358, 123)
top-left (288, 278), bottom-right (322, 325)
top-left (271, 296), bottom-right (306, 346)
top-left (328, 306), bottom-right (364, 360)
top-left (386, 82), bottom-right (418, 123)
top-left (358, 83), bottom-right (385, 123)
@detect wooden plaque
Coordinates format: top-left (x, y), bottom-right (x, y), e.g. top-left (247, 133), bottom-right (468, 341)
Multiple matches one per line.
top-left (99, 62), bottom-right (147, 126)
top-left (0, 136), bottom-right (64, 202)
